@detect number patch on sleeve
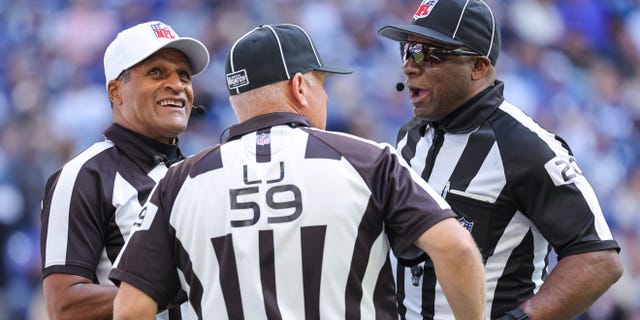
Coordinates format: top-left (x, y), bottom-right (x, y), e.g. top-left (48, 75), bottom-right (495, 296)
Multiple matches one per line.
top-left (544, 155), bottom-right (583, 186)
top-left (132, 203), bottom-right (157, 231)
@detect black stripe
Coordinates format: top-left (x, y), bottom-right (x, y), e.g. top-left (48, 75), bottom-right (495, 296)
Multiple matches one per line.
top-left (396, 263), bottom-right (407, 320)
top-left (211, 234), bottom-right (244, 319)
top-left (67, 150), bottom-right (123, 267)
top-left (397, 117), bottom-right (424, 144)
top-left (191, 145), bottom-right (223, 178)
top-left (491, 230), bottom-right (536, 319)
top-left (115, 153), bottom-right (157, 205)
top-left (345, 203), bottom-right (385, 319)
top-left (400, 123), bottom-right (424, 163)
top-left (420, 125), bottom-right (444, 182)
top-left (259, 230), bottom-right (282, 320)
top-left (448, 123), bottom-right (495, 191)
top-left (175, 236), bottom-right (204, 320)
top-left (301, 225), bottom-right (326, 320)
top-left (168, 306), bottom-right (182, 320)
top-left (256, 128), bottom-right (272, 163)
top-left (373, 258), bottom-right (397, 320)
top-left (421, 262), bottom-right (436, 320)
top-left (304, 131), bottom-right (341, 160)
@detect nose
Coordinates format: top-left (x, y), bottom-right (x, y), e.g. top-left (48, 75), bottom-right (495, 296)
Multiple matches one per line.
top-left (164, 72), bottom-right (186, 92)
top-left (401, 55), bottom-right (421, 77)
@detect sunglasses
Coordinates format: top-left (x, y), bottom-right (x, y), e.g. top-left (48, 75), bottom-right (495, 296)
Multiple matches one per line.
top-left (400, 42), bottom-right (482, 66)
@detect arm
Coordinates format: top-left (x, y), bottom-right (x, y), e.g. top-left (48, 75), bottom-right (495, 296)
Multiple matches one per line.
top-left (415, 217), bottom-right (486, 320)
top-left (517, 249), bottom-right (622, 320)
top-left (43, 273), bottom-right (117, 320)
top-left (113, 282), bottom-right (158, 320)
top-left (41, 161), bottom-right (118, 319)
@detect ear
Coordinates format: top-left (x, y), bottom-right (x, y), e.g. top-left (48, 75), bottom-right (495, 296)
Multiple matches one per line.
top-left (471, 57), bottom-right (492, 81)
top-left (289, 72), bottom-right (310, 110)
top-left (107, 80), bottom-right (123, 106)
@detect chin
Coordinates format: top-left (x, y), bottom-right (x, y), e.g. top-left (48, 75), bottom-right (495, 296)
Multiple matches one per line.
top-left (163, 122), bottom-right (188, 137)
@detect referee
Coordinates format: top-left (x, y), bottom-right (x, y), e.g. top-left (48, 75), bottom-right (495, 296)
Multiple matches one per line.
top-left (110, 24), bottom-right (486, 320)
top-left (378, 0), bottom-right (622, 319)
top-left (40, 21), bottom-right (209, 319)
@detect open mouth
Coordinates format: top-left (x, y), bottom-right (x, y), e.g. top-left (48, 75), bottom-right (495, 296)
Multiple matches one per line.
top-left (158, 99), bottom-right (185, 108)
top-left (409, 87), bottom-right (421, 98)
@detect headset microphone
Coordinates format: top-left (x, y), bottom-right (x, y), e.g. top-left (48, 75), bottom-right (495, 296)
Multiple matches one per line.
top-left (192, 105), bottom-right (206, 115)
top-left (396, 82), bottom-right (405, 92)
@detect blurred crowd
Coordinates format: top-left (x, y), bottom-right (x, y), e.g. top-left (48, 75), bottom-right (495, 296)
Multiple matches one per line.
top-left (0, 0), bottom-right (638, 319)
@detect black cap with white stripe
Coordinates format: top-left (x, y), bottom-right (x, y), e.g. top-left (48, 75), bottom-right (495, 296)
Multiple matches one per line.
top-left (378, 0), bottom-right (501, 65)
top-left (225, 24), bottom-right (352, 95)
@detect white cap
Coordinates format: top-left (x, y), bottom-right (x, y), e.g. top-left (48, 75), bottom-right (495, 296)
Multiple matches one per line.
top-left (103, 21), bottom-right (210, 86)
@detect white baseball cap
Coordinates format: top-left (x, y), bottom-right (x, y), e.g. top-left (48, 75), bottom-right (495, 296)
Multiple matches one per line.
top-left (103, 21), bottom-right (210, 86)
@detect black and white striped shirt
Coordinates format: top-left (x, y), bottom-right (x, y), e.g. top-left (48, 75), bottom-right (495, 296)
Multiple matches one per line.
top-left (393, 81), bottom-right (620, 319)
top-left (110, 112), bottom-right (457, 319)
top-left (40, 123), bottom-right (186, 319)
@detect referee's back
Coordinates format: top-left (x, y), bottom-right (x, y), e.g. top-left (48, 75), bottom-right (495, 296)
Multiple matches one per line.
top-left (111, 113), bottom-right (458, 319)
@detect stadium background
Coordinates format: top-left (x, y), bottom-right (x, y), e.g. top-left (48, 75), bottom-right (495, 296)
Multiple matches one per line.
top-left (0, 0), bottom-right (638, 319)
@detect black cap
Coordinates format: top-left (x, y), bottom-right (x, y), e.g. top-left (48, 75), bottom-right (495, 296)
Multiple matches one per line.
top-left (225, 24), bottom-right (353, 95)
top-left (378, 0), bottom-right (501, 65)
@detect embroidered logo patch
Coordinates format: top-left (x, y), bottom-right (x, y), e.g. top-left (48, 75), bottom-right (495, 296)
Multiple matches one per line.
top-left (256, 132), bottom-right (271, 146)
top-left (227, 69), bottom-right (249, 90)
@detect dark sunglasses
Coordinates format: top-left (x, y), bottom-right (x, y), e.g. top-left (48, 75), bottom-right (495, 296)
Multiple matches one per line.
top-left (400, 42), bottom-right (482, 66)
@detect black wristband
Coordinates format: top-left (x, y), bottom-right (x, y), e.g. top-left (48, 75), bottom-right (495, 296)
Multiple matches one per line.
top-left (501, 307), bottom-right (530, 320)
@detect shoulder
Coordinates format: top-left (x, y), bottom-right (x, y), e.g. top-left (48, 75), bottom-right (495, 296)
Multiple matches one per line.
top-left (161, 144), bottom-right (223, 189)
top-left (47, 140), bottom-right (118, 187)
top-left (490, 102), bottom-right (570, 162)
top-left (301, 127), bottom-right (397, 163)
top-left (488, 101), bottom-right (580, 183)
top-left (299, 127), bottom-right (424, 190)
top-left (66, 140), bottom-right (117, 168)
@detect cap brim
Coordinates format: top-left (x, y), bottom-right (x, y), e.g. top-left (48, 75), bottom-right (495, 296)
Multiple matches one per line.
top-left (164, 37), bottom-right (210, 76)
top-left (378, 24), bottom-right (465, 46)
top-left (315, 65), bottom-right (353, 75)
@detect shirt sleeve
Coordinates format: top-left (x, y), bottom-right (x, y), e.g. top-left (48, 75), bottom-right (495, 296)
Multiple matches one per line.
top-left (338, 139), bottom-right (456, 262)
top-left (41, 164), bottom-right (111, 282)
top-left (382, 150), bottom-right (457, 261)
top-left (508, 135), bottom-right (620, 259)
top-left (109, 179), bottom-right (181, 308)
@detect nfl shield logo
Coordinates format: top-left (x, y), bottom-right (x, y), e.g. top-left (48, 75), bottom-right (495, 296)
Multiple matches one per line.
top-left (150, 22), bottom-right (176, 39)
top-left (457, 216), bottom-right (474, 232)
top-left (256, 132), bottom-right (270, 146)
top-left (414, 0), bottom-right (439, 20)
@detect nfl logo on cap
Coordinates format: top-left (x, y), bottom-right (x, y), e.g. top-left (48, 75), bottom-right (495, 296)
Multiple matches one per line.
top-left (414, 0), bottom-right (440, 19)
top-left (150, 22), bottom-right (177, 39)
top-left (378, 0), bottom-right (502, 66)
top-left (103, 20), bottom-right (210, 87)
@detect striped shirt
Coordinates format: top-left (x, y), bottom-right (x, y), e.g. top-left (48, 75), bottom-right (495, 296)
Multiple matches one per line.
top-left (110, 112), bottom-right (456, 320)
top-left (393, 81), bottom-right (620, 319)
top-left (40, 123), bottom-right (186, 319)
